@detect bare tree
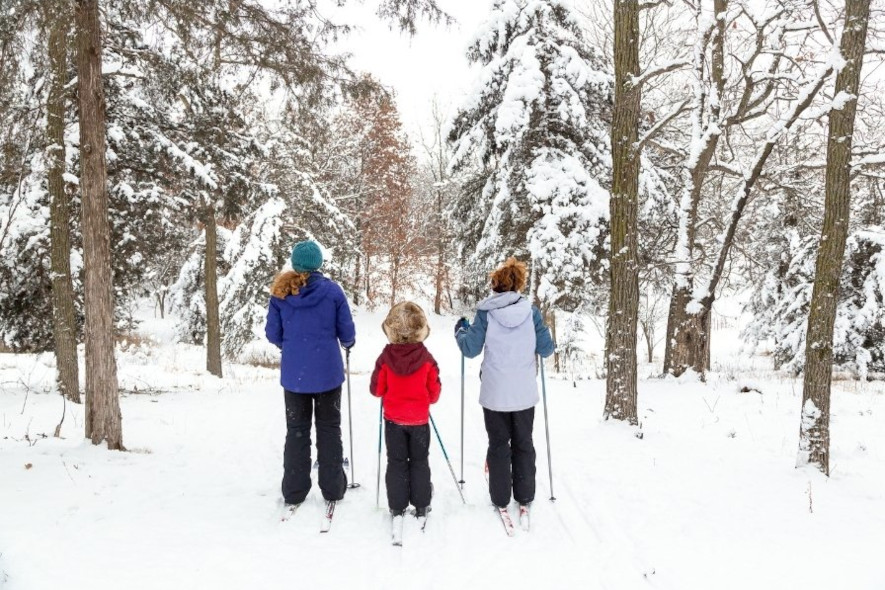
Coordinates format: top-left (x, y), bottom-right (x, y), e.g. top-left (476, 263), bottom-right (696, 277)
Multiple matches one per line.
top-left (75, 0), bottom-right (122, 449)
top-left (662, 1), bottom-right (839, 378)
top-left (639, 286), bottom-right (667, 363)
top-left (798, 0), bottom-right (871, 476)
top-left (419, 98), bottom-right (458, 315)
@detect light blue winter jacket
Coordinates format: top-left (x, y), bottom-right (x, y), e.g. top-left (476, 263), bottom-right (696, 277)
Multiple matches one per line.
top-left (455, 292), bottom-right (555, 412)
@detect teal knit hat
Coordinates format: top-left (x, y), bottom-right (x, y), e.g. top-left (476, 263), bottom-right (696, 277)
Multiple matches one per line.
top-left (291, 240), bottom-right (323, 272)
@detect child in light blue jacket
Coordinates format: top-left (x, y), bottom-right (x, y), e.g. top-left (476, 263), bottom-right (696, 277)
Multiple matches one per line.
top-left (455, 258), bottom-right (554, 510)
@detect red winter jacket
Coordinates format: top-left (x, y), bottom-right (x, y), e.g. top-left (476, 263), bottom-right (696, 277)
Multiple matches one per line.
top-left (370, 343), bottom-right (441, 426)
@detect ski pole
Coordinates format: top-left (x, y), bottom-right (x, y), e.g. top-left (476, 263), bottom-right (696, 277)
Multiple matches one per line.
top-left (459, 352), bottom-right (465, 489)
top-left (376, 400), bottom-right (383, 508)
top-left (345, 348), bottom-right (359, 489)
top-left (540, 358), bottom-right (555, 501)
top-left (429, 414), bottom-right (466, 504)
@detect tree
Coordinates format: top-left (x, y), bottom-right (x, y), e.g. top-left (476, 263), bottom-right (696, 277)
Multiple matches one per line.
top-left (75, 0), bottom-right (122, 449)
top-left (661, 1), bottom-right (841, 378)
top-left (361, 92), bottom-right (419, 307)
top-left (44, 1), bottom-right (81, 404)
top-left (418, 98), bottom-right (460, 315)
top-left (604, 0), bottom-right (641, 424)
top-left (799, 0), bottom-right (871, 476)
top-left (448, 0), bottom-right (611, 316)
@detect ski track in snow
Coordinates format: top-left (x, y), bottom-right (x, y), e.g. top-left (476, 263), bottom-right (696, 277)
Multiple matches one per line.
top-left (1, 306), bottom-right (884, 589)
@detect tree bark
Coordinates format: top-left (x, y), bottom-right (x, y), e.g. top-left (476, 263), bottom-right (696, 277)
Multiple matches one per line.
top-left (76, 0), bottom-right (122, 449)
top-left (204, 207), bottom-right (223, 377)
top-left (47, 5), bottom-right (80, 404)
top-left (604, 0), bottom-right (641, 424)
top-left (799, 0), bottom-right (870, 476)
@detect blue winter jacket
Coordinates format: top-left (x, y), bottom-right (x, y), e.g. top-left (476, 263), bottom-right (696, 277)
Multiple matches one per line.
top-left (265, 273), bottom-right (356, 393)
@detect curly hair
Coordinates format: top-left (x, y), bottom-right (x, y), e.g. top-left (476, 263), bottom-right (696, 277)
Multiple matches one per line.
top-left (270, 270), bottom-right (311, 299)
top-left (490, 257), bottom-right (528, 293)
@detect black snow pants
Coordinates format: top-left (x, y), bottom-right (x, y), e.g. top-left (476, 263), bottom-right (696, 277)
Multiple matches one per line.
top-left (282, 386), bottom-right (347, 504)
top-left (384, 420), bottom-right (432, 513)
top-left (483, 407), bottom-right (536, 508)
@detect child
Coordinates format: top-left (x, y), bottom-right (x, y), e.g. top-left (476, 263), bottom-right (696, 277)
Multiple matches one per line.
top-left (370, 301), bottom-right (441, 520)
top-left (455, 257), bottom-right (554, 515)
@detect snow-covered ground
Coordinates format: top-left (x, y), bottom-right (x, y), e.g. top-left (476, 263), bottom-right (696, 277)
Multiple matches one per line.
top-left (2, 305), bottom-right (884, 589)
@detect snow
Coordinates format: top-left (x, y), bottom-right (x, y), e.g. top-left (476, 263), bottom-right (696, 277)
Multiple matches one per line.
top-left (2, 306), bottom-right (885, 589)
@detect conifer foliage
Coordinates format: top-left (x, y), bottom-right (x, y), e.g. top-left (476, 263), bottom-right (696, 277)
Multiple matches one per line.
top-left (448, 0), bottom-right (612, 310)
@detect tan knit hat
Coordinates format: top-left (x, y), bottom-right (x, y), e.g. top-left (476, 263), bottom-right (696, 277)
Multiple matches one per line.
top-left (382, 301), bottom-right (430, 344)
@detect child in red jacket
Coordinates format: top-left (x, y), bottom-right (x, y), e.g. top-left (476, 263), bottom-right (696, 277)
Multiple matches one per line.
top-left (370, 301), bottom-right (441, 518)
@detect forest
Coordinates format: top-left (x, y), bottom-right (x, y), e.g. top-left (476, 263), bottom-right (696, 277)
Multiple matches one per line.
top-left (1, 1), bottom-right (884, 586)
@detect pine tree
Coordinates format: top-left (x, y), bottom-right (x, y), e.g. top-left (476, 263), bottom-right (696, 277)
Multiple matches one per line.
top-left (448, 0), bottom-right (612, 312)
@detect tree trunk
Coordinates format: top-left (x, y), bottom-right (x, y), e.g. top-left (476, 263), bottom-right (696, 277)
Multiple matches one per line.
top-left (353, 217), bottom-right (363, 306)
top-left (76, 0), bottom-right (122, 449)
top-left (799, 0), bottom-right (870, 476)
top-left (703, 310), bottom-right (711, 371)
top-left (353, 250), bottom-right (362, 306)
top-left (603, 0), bottom-right (641, 424)
top-left (664, 0), bottom-right (727, 377)
top-left (668, 292), bottom-right (709, 377)
top-left (47, 6), bottom-right (80, 404)
top-left (434, 189), bottom-right (444, 315)
top-left (204, 208), bottom-right (223, 377)
top-left (365, 254), bottom-right (372, 304)
top-left (640, 315), bottom-right (654, 363)
top-left (156, 290), bottom-right (166, 319)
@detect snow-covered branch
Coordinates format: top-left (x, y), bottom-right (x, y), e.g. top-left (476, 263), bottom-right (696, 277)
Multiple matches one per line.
top-left (629, 60), bottom-right (691, 89)
top-left (635, 99), bottom-right (689, 151)
top-left (691, 62), bottom-right (834, 309)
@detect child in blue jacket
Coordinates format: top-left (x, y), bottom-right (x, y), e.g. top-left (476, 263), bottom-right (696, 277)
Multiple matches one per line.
top-left (265, 240), bottom-right (355, 507)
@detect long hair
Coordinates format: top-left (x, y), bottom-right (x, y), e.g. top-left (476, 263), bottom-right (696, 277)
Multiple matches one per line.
top-left (490, 257), bottom-right (528, 293)
top-left (270, 270), bottom-right (311, 298)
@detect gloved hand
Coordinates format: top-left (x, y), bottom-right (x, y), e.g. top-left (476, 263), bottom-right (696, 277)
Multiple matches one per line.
top-left (454, 317), bottom-right (470, 336)
top-left (342, 340), bottom-right (355, 351)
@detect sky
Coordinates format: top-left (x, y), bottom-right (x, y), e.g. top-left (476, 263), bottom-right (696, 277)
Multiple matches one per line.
top-left (323, 0), bottom-right (493, 149)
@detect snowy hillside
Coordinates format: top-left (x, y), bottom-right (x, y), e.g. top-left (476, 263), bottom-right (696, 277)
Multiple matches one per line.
top-left (2, 306), bottom-right (883, 590)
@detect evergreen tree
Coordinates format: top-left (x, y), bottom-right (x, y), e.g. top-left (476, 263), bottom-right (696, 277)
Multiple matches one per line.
top-left (448, 0), bottom-right (612, 312)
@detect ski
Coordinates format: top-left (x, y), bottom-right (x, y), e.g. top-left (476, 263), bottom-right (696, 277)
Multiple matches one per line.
top-left (518, 504), bottom-right (531, 532)
top-left (485, 460), bottom-right (516, 536)
top-left (391, 512), bottom-right (405, 546)
top-left (411, 508), bottom-right (430, 532)
top-left (320, 500), bottom-right (336, 533)
top-left (280, 503), bottom-right (302, 522)
top-left (497, 506), bottom-right (516, 537)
